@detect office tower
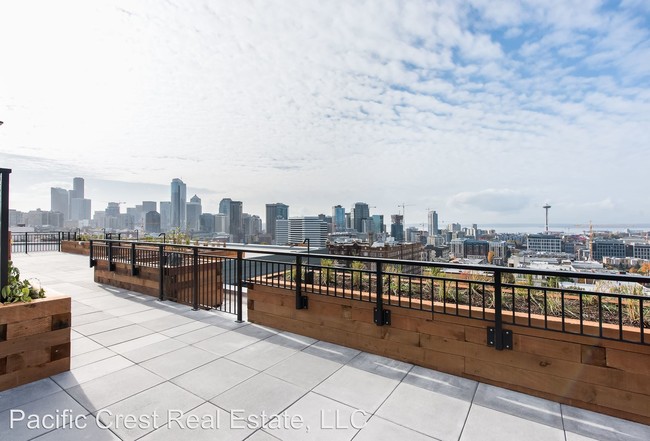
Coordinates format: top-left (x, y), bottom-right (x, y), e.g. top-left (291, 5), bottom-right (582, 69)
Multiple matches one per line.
top-left (219, 198), bottom-right (232, 233)
top-left (50, 187), bottom-right (69, 218)
top-left (427, 210), bottom-right (439, 235)
top-left (287, 216), bottom-right (329, 248)
top-left (353, 202), bottom-right (370, 233)
top-left (71, 177), bottom-right (84, 199)
top-left (200, 213), bottom-right (216, 234)
top-left (391, 214), bottom-right (404, 242)
top-left (70, 198), bottom-right (91, 221)
top-left (265, 203), bottom-right (289, 244)
top-left (276, 219), bottom-right (289, 245)
top-left (214, 213), bottom-right (227, 233)
top-left (229, 201), bottom-right (244, 242)
top-left (332, 205), bottom-right (345, 232)
top-left (371, 214), bottom-right (384, 233)
top-left (159, 201), bottom-right (171, 232)
top-left (186, 195), bottom-right (202, 232)
top-left (144, 211), bottom-right (161, 233)
top-left (142, 201), bottom-right (156, 214)
top-left (171, 178), bottom-right (187, 229)
top-left (105, 202), bottom-right (120, 217)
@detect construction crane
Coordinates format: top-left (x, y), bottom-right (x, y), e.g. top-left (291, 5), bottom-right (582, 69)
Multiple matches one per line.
top-left (397, 202), bottom-right (414, 220)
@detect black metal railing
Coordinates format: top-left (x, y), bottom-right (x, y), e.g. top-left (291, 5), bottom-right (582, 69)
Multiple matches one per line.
top-left (86, 240), bottom-right (650, 348)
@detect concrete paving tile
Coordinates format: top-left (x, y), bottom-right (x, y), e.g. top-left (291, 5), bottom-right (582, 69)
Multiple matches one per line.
top-left (226, 340), bottom-right (298, 371)
top-left (192, 330), bottom-right (260, 356)
top-left (302, 341), bottom-right (360, 364)
top-left (89, 324), bottom-right (154, 347)
top-left (75, 317), bottom-right (133, 336)
top-left (404, 365), bottom-right (477, 402)
top-left (232, 323), bottom-right (279, 340)
top-left (121, 308), bottom-right (173, 324)
top-left (139, 314), bottom-right (194, 332)
top-left (71, 336), bottom-right (104, 356)
top-left (173, 324), bottom-right (230, 344)
top-left (66, 365), bottom-right (165, 412)
top-left (52, 355), bottom-right (134, 389)
top-left (473, 383), bottom-right (563, 429)
top-left (139, 402), bottom-right (254, 441)
top-left (346, 351), bottom-right (412, 381)
top-left (71, 348), bottom-right (117, 369)
top-left (210, 373), bottom-right (307, 421)
top-left (30, 421), bottom-right (121, 440)
top-left (73, 311), bottom-right (115, 326)
top-left (102, 303), bottom-right (153, 317)
top-left (107, 332), bottom-right (168, 354)
top-left (140, 345), bottom-right (218, 379)
top-left (121, 337), bottom-right (188, 363)
top-left (172, 358), bottom-right (258, 400)
top-left (159, 320), bottom-right (211, 337)
top-left (264, 351), bottom-right (342, 390)
top-left (264, 391), bottom-right (367, 441)
top-left (461, 404), bottom-right (565, 441)
top-left (264, 331), bottom-right (316, 350)
top-left (354, 415), bottom-right (436, 441)
top-left (0, 378), bottom-right (62, 413)
top-left (249, 430), bottom-right (282, 440)
top-left (313, 365), bottom-right (399, 413)
top-left (96, 382), bottom-right (204, 441)
top-left (376, 382), bottom-right (470, 440)
top-left (0, 390), bottom-right (90, 441)
top-left (562, 404), bottom-right (650, 441)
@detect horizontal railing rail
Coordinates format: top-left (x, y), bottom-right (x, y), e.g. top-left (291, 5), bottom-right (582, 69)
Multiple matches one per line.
top-left (87, 239), bottom-right (650, 347)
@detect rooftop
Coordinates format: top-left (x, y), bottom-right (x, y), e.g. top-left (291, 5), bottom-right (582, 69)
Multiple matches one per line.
top-left (2, 252), bottom-right (650, 441)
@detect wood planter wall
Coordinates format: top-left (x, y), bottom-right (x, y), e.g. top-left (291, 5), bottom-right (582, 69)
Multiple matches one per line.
top-left (61, 240), bottom-right (90, 256)
top-left (94, 260), bottom-right (223, 309)
top-left (0, 296), bottom-right (71, 392)
top-left (247, 283), bottom-right (650, 425)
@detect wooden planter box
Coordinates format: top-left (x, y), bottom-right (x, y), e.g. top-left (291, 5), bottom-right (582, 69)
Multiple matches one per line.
top-left (0, 296), bottom-right (71, 392)
top-left (61, 240), bottom-right (90, 256)
top-left (94, 260), bottom-right (223, 309)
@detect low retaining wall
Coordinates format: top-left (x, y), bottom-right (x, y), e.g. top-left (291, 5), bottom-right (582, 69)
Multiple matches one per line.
top-left (61, 240), bottom-right (90, 255)
top-left (0, 296), bottom-right (71, 391)
top-left (247, 283), bottom-right (650, 425)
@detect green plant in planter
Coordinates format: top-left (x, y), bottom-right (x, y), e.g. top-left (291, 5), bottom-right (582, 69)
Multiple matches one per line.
top-left (1, 260), bottom-right (45, 303)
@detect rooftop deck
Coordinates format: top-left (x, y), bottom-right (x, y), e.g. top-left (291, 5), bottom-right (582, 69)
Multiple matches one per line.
top-left (2, 252), bottom-right (649, 440)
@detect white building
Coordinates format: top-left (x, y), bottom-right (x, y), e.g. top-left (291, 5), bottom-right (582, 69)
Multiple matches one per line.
top-left (286, 216), bottom-right (328, 248)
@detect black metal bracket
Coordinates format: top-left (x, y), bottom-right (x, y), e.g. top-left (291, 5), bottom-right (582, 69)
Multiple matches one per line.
top-left (487, 327), bottom-right (513, 350)
top-left (131, 267), bottom-right (140, 276)
top-left (374, 308), bottom-right (391, 326)
top-left (296, 295), bottom-right (309, 310)
top-left (109, 263), bottom-right (116, 272)
top-left (90, 259), bottom-right (97, 268)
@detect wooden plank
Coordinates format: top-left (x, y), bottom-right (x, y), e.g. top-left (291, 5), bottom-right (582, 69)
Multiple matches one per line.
top-left (0, 297), bottom-right (70, 325)
top-left (0, 358), bottom-right (70, 392)
top-left (6, 348), bottom-right (51, 372)
top-left (0, 328), bottom-right (71, 358)
top-left (464, 357), bottom-right (650, 420)
top-left (6, 317), bottom-right (51, 339)
top-left (606, 349), bottom-right (650, 375)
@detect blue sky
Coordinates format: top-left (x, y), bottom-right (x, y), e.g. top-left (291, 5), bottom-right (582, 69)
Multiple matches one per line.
top-left (0, 0), bottom-right (649, 228)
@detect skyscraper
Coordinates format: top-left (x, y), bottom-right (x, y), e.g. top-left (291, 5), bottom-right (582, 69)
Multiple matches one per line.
top-left (332, 205), bottom-right (345, 232)
top-left (71, 177), bottom-right (84, 199)
top-left (391, 214), bottom-right (404, 242)
top-left (287, 216), bottom-right (329, 248)
top-left (171, 178), bottom-right (186, 229)
top-left (229, 201), bottom-right (244, 243)
top-left (219, 198), bottom-right (232, 233)
top-left (265, 203), bottom-right (289, 244)
top-left (353, 202), bottom-right (370, 233)
top-left (50, 187), bottom-right (69, 218)
top-left (186, 195), bottom-right (202, 232)
top-left (427, 210), bottom-right (439, 235)
top-left (159, 201), bottom-right (171, 232)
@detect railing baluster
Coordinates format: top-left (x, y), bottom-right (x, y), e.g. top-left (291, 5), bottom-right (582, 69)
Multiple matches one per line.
top-left (236, 250), bottom-right (243, 322)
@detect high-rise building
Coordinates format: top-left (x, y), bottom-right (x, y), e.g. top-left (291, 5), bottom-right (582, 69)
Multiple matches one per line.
top-left (214, 213), bottom-right (227, 233)
top-left (276, 219), bottom-right (289, 246)
top-left (353, 202), bottom-right (370, 233)
top-left (371, 215), bottom-right (385, 234)
top-left (287, 216), bottom-right (328, 248)
top-left (391, 214), bottom-right (404, 242)
top-left (71, 177), bottom-right (84, 199)
top-left (186, 195), bottom-right (202, 232)
top-left (142, 201), bottom-right (156, 214)
top-left (170, 178), bottom-right (186, 229)
top-left (229, 201), bottom-right (244, 243)
top-left (244, 214), bottom-right (262, 242)
top-left (70, 198), bottom-right (91, 221)
top-left (265, 203), bottom-right (289, 244)
top-left (159, 201), bottom-right (171, 232)
top-left (144, 211), bottom-right (161, 233)
top-left (427, 210), bottom-right (439, 235)
top-left (50, 187), bottom-right (69, 218)
top-left (332, 205), bottom-right (346, 232)
top-left (200, 213), bottom-right (215, 234)
top-left (219, 198), bottom-right (232, 233)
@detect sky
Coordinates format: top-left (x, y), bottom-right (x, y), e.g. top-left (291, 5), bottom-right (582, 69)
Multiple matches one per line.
top-left (1, 0), bottom-right (649, 229)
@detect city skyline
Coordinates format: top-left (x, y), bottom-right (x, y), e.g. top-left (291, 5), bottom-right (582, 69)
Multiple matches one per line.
top-left (1, 1), bottom-right (649, 224)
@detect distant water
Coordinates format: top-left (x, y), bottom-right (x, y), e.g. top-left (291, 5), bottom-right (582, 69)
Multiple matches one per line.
top-left (479, 223), bottom-right (650, 235)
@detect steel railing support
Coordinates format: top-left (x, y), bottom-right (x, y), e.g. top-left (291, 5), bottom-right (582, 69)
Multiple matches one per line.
top-left (374, 262), bottom-right (390, 326)
top-left (236, 250), bottom-right (244, 322)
